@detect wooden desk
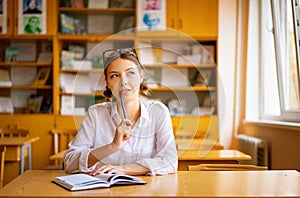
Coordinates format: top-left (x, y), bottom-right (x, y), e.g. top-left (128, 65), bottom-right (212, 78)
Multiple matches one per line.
top-left (0, 170), bottom-right (299, 197)
top-left (176, 138), bottom-right (224, 150)
top-left (178, 149), bottom-right (251, 170)
top-left (50, 149), bottom-right (251, 171)
top-left (0, 136), bottom-right (39, 174)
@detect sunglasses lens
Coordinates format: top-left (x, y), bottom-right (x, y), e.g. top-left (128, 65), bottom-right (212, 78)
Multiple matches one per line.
top-left (104, 50), bottom-right (118, 58)
top-left (120, 48), bottom-right (134, 54)
top-left (103, 48), bottom-right (138, 68)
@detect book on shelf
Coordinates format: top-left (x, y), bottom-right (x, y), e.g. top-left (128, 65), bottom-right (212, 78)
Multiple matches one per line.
top-left (74, 18), bottom-right (87, 34)
top-left (110, 0), bottom-right (134, 8)
top-left (11, 66), bottom-right (37, 85)
top-left (41, 40), bottom-right (53, 52)
top-left (167, 99), bottom-right (186, 115)
top-left (68, 44), bottom-right (86, 60)
top-left (5, 46), bottom-right (18, 62)
top-left (88, 0), bottom-right (109, 8)
top-left (87, 15), bottom-right (114, 34)
top-left (37, 52), bottom-right (52, 63)
top-left (40, 95), bottom-right (52, 113)
top-left (118, 16), bottom-right (134, 34)
top-left (145, 69), bottom-right (158, 88)
top-left (33, 67), bottom-right (51, 85)
top-left (74, 74), bottom-right (92, 93)
top-left (177, 54), bottom-right (201, 65)
top-left (61, 95), bottom-right (75, 110)
top-left (61, 50), bottom-right (75, 69)
top-left (89, 72), bottom-right (106, 91)
top-left (137, 42), bottom-right (155, 64)
top-left (60, 0), bottom-right (72, 7)
top-left (161, 42), bottom-right (184, 64)
top-left (0, 97), bottom-right (14, 113)
top-left (11, 40), bottom-right (37, 62)
top-left (191, 106), bottom-right (214, 116)
top-left (60, 95), bottom-right (86, 116)
top-left (71, 0), bottom-right (84, 8)
top-left (52, 173), bottom-right (146, 191)
top-left (60, 73), bottom-right (91, 93)
top-left (61, 108), bottom-right (86, 116)
top-left (60, 13), bottom-right (75, 34)
top-left (26, 94), bottom-right (43, 113)
top-left (86, 42), bottom-right (113, 68)
top-left (60, 73), bottom-right (74, 92)
top-left (11, 89), bottom-right (37, 108)
top-left (0, 69), bottom-right (12, 87)
top-left (202, 92), bottom-right (216, 107)
top-left (193, 70), bottom-right (212, 87)
top-left (160, 67), bottom-right (189, 87)
top-left (72, 60), bottom-right (92, 70)
top-left (202, 45), bottom-right (215, 64)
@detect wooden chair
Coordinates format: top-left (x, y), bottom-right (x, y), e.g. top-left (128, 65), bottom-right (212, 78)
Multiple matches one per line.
top-left (0, 127), bottom-right (30, 174)
top-left (188, 164), bottom-right (268, 171)
top-left (0, 146), bottom-right (6, 188)
top-left (48, 129), bottom-right (77, 169)
top-left (0, 127), bottom-right (29, 138)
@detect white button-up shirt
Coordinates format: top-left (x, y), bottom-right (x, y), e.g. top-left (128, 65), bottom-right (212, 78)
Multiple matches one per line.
top-left (64, 98), bottom-right (178, 175)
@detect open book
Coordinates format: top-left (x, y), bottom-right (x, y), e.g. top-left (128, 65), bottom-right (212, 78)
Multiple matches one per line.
top-left (52, 173), bottom-right (146, 191)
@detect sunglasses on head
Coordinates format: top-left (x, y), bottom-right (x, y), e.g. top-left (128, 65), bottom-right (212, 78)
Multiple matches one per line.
top-left (103, 48), bottom-right (139, 69)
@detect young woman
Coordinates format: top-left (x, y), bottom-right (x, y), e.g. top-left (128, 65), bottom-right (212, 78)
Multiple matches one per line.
top-left (63, 48), bottom-right (178, 176)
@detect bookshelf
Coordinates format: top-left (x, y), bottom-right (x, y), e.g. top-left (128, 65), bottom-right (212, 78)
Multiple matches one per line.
top-left (134, 35), bottom-right (218, 139)
top-left (0, 37), bottom-right (53, 114)
top-left (0, 0), bottom-right (220, 174)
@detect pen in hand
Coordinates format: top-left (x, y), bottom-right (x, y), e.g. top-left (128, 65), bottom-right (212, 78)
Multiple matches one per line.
top-left (120, 93), bottom-right (127, 119)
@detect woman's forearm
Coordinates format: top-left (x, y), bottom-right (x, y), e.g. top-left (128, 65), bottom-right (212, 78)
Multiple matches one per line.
top-left (88, 143), bottom-right (119, 167)
top-left (119, 164), bottom-right (150, 176)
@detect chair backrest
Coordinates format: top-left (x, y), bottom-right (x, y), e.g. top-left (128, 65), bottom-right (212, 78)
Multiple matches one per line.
top-left (51, 129), bottom-right (77, 154)
top-left (188, 164), bottom-right (268, 171)
top-left (0, 128), bottom-right (29, 138)
top-left (0, 146), bottom-right (6, 188)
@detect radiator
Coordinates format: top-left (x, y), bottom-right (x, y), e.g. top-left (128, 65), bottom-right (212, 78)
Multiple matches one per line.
top-left (237, 134), bottom-right (268, 167)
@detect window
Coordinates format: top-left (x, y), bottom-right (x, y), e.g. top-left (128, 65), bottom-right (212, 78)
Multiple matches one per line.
top-left (259, 0), bottom-right (300, 122)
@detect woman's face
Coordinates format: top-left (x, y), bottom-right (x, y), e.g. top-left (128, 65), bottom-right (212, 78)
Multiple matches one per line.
top-left (106, 57), bottom-right (143, 100)
top-left (29, 18), bottom-right (39, 31)
top-left (28, 0), bottom-right (36, 9)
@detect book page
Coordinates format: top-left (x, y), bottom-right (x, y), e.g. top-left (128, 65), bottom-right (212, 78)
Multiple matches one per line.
top-left (57, 174), bottom-right (106, 186)
top-left (53, 174), bottom-right (110, 191)
top-left (96, 173), bottom-right (146, 185)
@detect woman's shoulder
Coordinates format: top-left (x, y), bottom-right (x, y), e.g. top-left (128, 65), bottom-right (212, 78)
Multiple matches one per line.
top-left (142, 97), bottom-right (169, 112)
top-left (87, 102), bottom-right (112, 112)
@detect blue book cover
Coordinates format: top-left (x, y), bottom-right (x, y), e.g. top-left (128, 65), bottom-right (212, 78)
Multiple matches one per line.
top-left (5, 47), bottom-right (19, 62)
top-left (60, 13), bottom-right (75, 34)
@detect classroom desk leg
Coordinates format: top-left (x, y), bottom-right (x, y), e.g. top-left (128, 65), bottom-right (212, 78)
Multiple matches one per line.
top-left (20, 144), bottom-right (31, 174)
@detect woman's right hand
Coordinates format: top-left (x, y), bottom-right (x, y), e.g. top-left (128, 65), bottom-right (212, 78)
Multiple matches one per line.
top-left (112, 119), bottom-right (133, 149)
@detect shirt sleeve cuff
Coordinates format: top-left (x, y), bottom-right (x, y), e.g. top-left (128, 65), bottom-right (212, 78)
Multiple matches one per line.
top-left (78, 148), bottom-right (97, 172)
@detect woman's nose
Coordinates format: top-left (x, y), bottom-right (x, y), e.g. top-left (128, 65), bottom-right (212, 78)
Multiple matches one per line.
top-left (120, 74), bottom-right (128, 85)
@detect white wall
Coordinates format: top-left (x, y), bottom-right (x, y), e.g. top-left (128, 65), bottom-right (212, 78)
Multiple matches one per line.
top-left (218, 0), bottom-right (238, 148)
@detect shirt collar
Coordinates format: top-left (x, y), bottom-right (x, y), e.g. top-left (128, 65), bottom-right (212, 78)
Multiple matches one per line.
top-left (110, 98), bottom-right (150, 125)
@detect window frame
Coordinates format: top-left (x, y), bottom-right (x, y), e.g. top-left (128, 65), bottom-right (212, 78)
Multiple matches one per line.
top-left (260, 0), bottom-right (300, 122)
